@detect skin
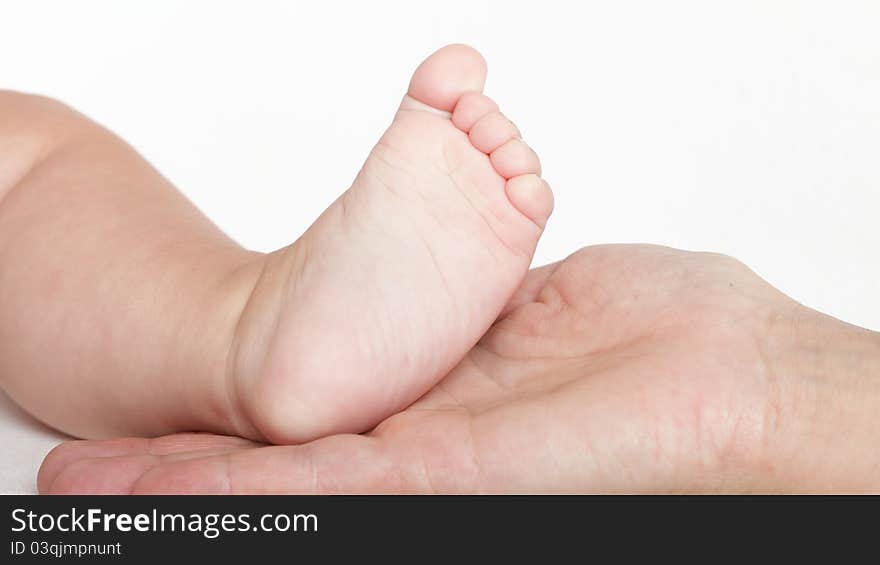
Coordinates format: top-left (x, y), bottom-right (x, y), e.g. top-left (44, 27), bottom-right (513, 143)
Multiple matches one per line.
top-left (39, 245), bottom-right (880, 493)
top-left (0, 45), bottom-right (553, 445)
top-left (0, 90), bottom-right (251, 440)
top-left (233, 45), bottom-right (553, 443)
top-left (2, 45), bottom-right (877, 493)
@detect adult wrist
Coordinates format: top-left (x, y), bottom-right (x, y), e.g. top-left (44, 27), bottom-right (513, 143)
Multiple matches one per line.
top-left (759, 307), bottom-right (880, 491)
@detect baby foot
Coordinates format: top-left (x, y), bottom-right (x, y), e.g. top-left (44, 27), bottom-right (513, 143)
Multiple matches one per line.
top-left (229, 45), bottom-right (553, 443)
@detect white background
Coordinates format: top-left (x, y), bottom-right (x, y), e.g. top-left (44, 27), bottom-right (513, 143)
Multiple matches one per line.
top-left (1, 1), bottom-right (878, 493)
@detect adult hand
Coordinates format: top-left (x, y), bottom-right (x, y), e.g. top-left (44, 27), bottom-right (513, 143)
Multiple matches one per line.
top-left (39, 245), bottom-right (880, 493)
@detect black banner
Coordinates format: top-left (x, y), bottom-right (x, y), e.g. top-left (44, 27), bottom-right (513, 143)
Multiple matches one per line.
top-left (1, 495), bottom-right (875, 561)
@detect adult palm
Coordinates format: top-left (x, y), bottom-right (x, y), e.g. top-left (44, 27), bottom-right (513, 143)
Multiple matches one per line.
top-left (39, 244), bottom-right (835, 493)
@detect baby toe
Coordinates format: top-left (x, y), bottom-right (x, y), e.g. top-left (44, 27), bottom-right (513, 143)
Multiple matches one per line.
top-left (469, 111), bottom-right (521, 154)
top-left (506, 174), bottom-right (554, 228)
top-left (452, 92), bottom-right (499, 133)
top-left (490, 138), bottom-right (541, 178)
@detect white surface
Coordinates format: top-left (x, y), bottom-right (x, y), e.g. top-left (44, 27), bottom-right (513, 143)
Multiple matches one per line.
top-left (0, 392), bottom-right (67, 494)
top-left (1, 1), bottom-right (879, 493)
